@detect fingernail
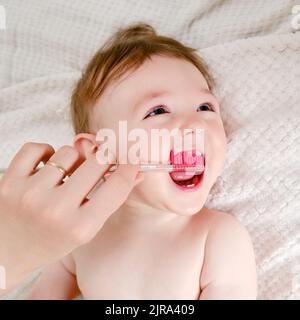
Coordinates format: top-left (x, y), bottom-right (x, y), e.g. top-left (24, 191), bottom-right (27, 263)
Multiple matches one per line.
top-left (91, 145), bottom-right (98, 154)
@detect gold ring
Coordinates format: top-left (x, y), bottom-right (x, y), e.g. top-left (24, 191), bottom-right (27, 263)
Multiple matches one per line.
top-left (45, 160), bottom-right (67, 176)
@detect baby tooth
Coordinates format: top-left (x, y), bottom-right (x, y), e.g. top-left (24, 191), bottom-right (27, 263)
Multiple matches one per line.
top-left (186, 183), bottom-right (195, 187)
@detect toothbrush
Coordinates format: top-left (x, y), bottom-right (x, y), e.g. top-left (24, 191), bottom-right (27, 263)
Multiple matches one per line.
top-left (139, 164), bottom-right (204, 174)
top-left (0, 164), bottom-right (205, 176)
top-left (106, 163), bottom-right (205, 175)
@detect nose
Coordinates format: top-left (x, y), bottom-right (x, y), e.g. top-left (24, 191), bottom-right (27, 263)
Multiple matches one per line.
top-left (171, 114), bottom-right (205, 152)
top-left (179, 112), bottom-right (205, 134)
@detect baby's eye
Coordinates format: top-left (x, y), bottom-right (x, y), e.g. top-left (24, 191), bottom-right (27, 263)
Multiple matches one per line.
top-left (143, 105), bottom-right (170, 119)
top-left (196, 103), bottom-right (215, 112)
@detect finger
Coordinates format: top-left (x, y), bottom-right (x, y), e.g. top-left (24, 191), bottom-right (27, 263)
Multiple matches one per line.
top-left (32, 145), bottom-right (82, 187)
top-left (5, 142), bottom-right (55, 178)
top-left (61, 151), bottom-right (114, 206)
top-left (78, 164), bottom-right (140, 230)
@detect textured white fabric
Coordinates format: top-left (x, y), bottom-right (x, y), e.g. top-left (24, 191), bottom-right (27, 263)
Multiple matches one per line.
top-left (202, 33), bottom-right (300, 300)
top-left (0, 0), bottom-right (299, 299)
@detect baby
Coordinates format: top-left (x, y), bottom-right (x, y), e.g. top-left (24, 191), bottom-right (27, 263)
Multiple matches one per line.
top-left (25, 23), bottom-right (257, 299)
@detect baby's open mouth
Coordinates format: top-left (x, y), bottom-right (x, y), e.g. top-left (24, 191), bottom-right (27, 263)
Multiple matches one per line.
top-left (169, 149), bottom-right (205, 190)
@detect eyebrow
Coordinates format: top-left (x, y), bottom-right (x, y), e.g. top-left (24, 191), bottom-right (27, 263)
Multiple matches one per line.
top-left (133, 90), bottom-right (170, 111)
top-left (133, 88), bottom-right (213, 111)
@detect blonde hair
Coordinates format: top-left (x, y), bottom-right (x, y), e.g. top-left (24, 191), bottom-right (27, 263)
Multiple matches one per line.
top-left (70, 22), bottom-right (214, 134)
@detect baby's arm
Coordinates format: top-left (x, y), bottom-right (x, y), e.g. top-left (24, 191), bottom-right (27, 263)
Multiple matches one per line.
top-left (25, 253), bottom-right (80, 300)
top-left (199, 213), bottom-right (257, 300)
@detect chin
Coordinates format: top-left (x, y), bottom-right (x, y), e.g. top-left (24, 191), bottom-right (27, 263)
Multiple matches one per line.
top-left (164, 176), bottom-right (209, 215)
top-left (131, 169), bottom-right (211, 216)
top-left (164, 198), bottom-right (206, 216)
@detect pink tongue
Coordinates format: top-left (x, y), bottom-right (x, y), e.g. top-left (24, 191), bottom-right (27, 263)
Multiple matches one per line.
top-left (170, 150), bottom-right (204, 181)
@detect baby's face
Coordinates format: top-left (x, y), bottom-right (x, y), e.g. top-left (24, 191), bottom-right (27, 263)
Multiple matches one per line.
top-left (90, 55), bottom-right (226, 215)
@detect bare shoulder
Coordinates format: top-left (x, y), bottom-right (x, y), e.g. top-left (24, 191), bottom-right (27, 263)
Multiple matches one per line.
top-left (199, 208), bottom-right (257, 299)
top-left (198, 207), bottom-right (251, 240)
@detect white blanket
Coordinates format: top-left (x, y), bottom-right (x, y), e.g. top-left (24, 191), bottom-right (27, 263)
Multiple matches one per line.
top-left (0, 0), bottom-right (299, 299)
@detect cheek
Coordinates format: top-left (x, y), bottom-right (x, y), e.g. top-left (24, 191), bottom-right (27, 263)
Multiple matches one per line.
top-left (132, 174), bottom-right (207, 215)
top-left (129, 173), bottom-right (168, 206)
top-left (126, 128), bottom-right (172, 164)
top-left (135, 173), bottom-right (168, 191)
top-left (205, 123), bottom-right (227, 180)
top-left (214, 128), bottom-right (227, 157)
top-left (206, 120), bottom-right (227, 154)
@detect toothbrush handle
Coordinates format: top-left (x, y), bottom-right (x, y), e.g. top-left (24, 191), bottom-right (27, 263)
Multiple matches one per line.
top-left (139, 164), bottom-right (204, 174)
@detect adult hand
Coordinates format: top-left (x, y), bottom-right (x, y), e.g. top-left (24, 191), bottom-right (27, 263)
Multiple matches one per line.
top-left (0, 142), bottom-right (142, 293)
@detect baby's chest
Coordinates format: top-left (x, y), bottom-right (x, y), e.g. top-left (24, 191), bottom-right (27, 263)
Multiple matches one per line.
top-left (74, 238), bottom-right (205, 300)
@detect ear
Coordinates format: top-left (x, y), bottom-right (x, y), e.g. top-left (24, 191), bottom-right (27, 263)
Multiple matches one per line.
top-left (73, 133), bottom-right (97, 159)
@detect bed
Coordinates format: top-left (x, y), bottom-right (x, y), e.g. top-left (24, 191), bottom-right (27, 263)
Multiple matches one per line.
top-left (0, 0), bottom-right (299, 299)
